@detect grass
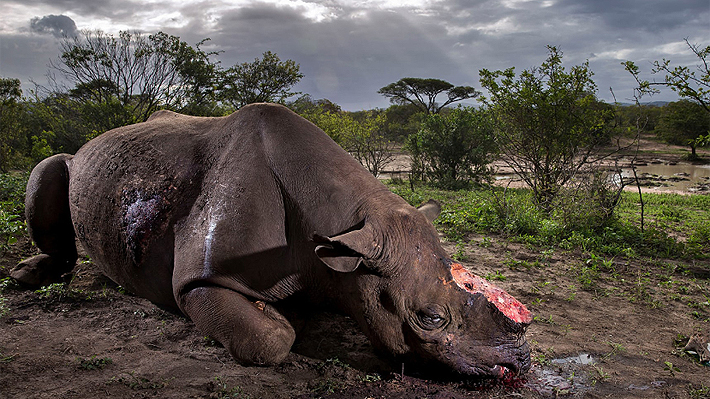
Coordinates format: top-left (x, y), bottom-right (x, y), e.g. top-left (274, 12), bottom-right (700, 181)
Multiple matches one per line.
top-left (78, 355), bottom-right (113, 370)
top-left (0, 172), bottom-right (28, 251)
top-left (387, 180), bottom-right (710, 261)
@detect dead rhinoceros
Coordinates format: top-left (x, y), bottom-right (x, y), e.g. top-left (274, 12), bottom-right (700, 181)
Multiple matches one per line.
top-left (13, 103), bottom-right (531, 377)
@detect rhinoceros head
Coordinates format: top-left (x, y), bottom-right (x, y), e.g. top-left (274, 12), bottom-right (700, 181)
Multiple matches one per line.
top-left (315, 200), bottom-right (532, 378)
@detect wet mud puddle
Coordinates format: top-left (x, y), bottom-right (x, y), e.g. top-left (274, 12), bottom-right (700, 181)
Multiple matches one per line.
top-left (524, 354), bottom-right (596, 396)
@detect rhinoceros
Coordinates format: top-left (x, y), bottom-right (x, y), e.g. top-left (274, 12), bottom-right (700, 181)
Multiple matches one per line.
top-left (12, 103), bottom-right (531, 377)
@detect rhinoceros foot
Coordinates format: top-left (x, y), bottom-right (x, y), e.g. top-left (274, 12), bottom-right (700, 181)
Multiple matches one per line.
top-left (11, 254), bottom-right (71, 287)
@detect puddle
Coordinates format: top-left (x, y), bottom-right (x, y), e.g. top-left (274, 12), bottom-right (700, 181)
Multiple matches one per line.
top-left (620, 164), bottom-right (710, 192)
top-left (551, 353), bottom-right (595, 365)
top-left (524, 354), bottom-right (596, 396)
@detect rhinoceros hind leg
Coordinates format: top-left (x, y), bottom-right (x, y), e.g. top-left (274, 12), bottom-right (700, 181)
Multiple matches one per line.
top-left (181, 286), bottom-right (296, 365)
top-left (11, 154), bottom-right (77, 286)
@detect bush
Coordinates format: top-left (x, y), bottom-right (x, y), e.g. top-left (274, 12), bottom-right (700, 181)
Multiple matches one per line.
top-left (406, 107), bottom-right (497, 189)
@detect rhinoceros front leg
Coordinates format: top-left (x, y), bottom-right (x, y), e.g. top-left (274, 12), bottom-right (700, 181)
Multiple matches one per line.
top-left (180, 285), bottom-right (296, 365)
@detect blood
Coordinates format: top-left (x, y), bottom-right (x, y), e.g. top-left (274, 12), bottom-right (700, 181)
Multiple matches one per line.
top-left (449, 262), bottom-right (532, 324)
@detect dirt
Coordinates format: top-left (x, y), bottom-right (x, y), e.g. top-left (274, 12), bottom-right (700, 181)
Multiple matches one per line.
top-left (1, 141), bottom-right (709, 399)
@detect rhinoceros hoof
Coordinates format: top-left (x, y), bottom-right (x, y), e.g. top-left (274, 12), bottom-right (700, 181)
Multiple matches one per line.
top-left (10, 254), bottom-right (66, 287)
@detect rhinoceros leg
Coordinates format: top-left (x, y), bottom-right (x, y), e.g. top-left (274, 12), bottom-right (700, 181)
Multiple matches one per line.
top-left (11, 154), bottom-right (78, 286)
top-left (181, 286), bottom-right (296, 365)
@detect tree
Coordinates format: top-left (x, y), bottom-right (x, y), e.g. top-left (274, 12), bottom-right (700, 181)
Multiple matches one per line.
top-left (624, 38), bottom-right (709, 112)
top-left (219, 51), bottom-right (303, 109)
top-left (341, 111), bottom-right (394, 177)
top-left (656, 100), bottom-right (710, 159)
top-left (301, 109), bottom-right (394, 176)
top-left (287, 94), bottom-right (341, 115)
top-left (50, 30), bottom-right (220, 122)
top-left (406, 107), bottom-right (497, 188)
top-left (0, 78), bottom-right (24, 170)
top-left (378, 78), bottom-right (479, 114)
top-left (480, 46), bottom-right (614, 211)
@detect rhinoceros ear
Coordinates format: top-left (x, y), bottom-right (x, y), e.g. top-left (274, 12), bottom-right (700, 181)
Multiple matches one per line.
top-left (417, 199), bottom-right (441, 223)
top-left (313, 222), bottom-right (375, 273)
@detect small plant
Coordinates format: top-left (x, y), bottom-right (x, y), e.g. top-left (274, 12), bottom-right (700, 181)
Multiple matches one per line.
top-left (532, 353), bottom-right (551, 366)
top-left (484, 270), bottom-right (507, 281)
top-left (211, 376), bottom-right (250, 399)
top-left (316, 357), bottom-right (350, 373)
top-left (311, 378), bottom-right (342, 395)
top-left (1, 349), bottom-right (16, 363)
top-left (108, 371), bottom-right (170, 390)
top-left (451, 242), bottom-right (468, 261)
top-left (664, 361), bottom-right (680, 376)
top-left (591, 365), bottom-right (610, 384)
top-left (479, 236), bottom-right (493, 248)
top-left (533, 315), bottom-right (555, 325)
top-left (688, 383), bottom-right (710, 399)
top-left (35, 283), bottom-right (89, 302)
top-left (361, 373), bottom-right (382, 382)
top-left (78, 355), bottom-right (112, 370)
top-left (603, 341), bottom-right (626, 360)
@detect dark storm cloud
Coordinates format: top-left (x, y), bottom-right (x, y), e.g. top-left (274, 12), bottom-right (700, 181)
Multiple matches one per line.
top-left (169, 2), bottom-right (474, 109)
top-left (557, 0), bottom-right (710, 32)
top-left (3, 0), bottom-right (709, 108)
top-left (30, 14), bottom-right (79, 38)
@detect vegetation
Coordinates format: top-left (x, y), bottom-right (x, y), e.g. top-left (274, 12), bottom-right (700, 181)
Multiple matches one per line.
top-left (219, 51), bottom-right (303, 110)
top-left (51, 30), bottom-right (221, 121)
top-left (378, 77), bottom-right (479, 114)
top-left (388, 181), bottom-right (709, 260)
top-left (300, 108), bottom-right (394, 176)
top-left (656, 100), bottom-right (710, 159)
top-left (624, 38), bottom-right (709, 112)
top-left (480, 46), bottom-right (618, 212)
top-left (406, 107), bottom-right (497, 188)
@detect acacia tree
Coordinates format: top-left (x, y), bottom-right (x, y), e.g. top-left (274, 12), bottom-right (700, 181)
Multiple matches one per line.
top-left (378, 78), bottom-right (479, 114)
top-left (480, 46), bottom-right (615, 211)
top-left (219, 51), bottom-right (303, 109)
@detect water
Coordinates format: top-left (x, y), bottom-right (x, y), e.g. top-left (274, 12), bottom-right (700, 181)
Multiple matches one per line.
top-left (621, 163), bottom-right (710, 192)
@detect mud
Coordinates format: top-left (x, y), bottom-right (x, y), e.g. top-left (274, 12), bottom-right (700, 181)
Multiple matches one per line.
top-left (2, 232), bottom-right (708, 399)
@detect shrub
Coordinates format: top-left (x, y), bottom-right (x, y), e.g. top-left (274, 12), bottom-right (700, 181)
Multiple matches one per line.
top-left (406, 107), bottom-right (497, 189)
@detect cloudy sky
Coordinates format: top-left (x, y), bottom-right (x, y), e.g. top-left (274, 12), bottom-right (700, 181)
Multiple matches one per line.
top-left (1, 0), bottom-right (708, 110)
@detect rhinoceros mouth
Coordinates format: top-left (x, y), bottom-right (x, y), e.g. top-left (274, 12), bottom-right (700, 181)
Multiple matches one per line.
top-left (447, 343), bottom-right (531, 378)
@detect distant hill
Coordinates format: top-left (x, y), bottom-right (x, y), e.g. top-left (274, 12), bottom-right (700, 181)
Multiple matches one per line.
top-left (616, 101), bottom-right (671, 107)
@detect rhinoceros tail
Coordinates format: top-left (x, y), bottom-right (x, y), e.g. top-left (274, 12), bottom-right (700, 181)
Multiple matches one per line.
top-left (10, 154), bottom-right (78, 286)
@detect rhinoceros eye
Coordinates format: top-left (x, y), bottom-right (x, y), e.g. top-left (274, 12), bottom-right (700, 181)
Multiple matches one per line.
top-left (417, 306), bottom-right (448, 330)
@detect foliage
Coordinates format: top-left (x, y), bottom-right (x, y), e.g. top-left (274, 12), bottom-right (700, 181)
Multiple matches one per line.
top-left (380, 103), bottom-right (424, 142)
top-left (624, 38), bottom-right (709, 112)
top-left (77, 355), bottom-right (113, 370)
top-left (219, 51), bottom-right (303, 109)
top-left (0, 173), bottom-right (28, 251)
top-left (287, 94), bottom-right (341, 114)
top-left (51, 30), bottom-right (222, 122)
top-left (387, 181), bottom-right (708, 260)
top-left (0, 78), bottom-right (25, 171)
top-left (406, 107), bottom-right (497, 188)
top-left (656, 100), bottom-right (710, 159)
top-left (302, 109), bottom-right (394, 176)
top-left (480, 46), bottom-right (616, 212)
top-left (378, 77), bottom-right (479, 114)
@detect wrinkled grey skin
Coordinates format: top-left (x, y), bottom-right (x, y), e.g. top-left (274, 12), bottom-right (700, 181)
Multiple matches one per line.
top-left (13, 103), bottom-right (530, 377)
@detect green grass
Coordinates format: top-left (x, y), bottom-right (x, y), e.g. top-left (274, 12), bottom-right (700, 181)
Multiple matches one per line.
top-left (387, 180), bottom-right (709, 260)
top-left (0, 173), bottom-right (28, 250)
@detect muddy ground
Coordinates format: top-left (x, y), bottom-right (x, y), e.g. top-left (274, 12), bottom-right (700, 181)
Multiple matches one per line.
top-left (1, 141), bottom-right (709, 399)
